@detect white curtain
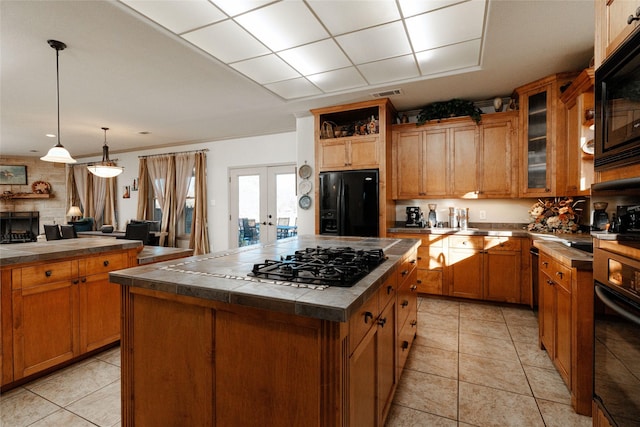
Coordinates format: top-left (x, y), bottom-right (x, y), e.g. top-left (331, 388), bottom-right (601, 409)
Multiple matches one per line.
top-left (147, 155), bottom-right (172, 246)
top-left (174, 153), bottom-right (195, 245)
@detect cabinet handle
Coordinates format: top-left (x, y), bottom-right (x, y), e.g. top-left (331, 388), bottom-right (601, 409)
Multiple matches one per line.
top-left (73, 279), bottom-right (79, 284)
top-left (542, 261), bottom-right (549, 267)
top-left (401, 300), bottom-right (409, 308)
top-left (410, 320), bottom-right (417, 327)
top-left (45, 270), bottom-right (52, 277)
top-left (364, 311), bottom-right (374, 324)
top-left (401, 341), bottom-right (409, 351)
top-left (545, 188), bottom-right (551, 192)
top-left (103, 260), bottom-right (110, 267)
top-left (410, 285), bottom-right (417, 292)
top-left (417, 256), bottom-right (422, 261)
top-left (628, 6), bottom-right (640, 24)
top-left (416, 279), bottom-right (422, 284)
top-left (410, 259), bottom-right (416, 264)
top-left (387, 285), bottom-right (394, 295)
top-left (547, 279), bottom-right (555, 286)
top-left (401, 269), bottom-right (409, 276)
top-left (556, 271), bottom-right (564, 279)
top-left (377, 317), bottom-right (387, 327)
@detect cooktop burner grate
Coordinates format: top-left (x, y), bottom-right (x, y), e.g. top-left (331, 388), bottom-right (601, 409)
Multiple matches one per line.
top-left (250, 246), bottom-right (386, 287)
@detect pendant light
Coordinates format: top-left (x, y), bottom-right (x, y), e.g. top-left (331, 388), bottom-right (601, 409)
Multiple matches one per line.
top-left (87, 127), bottom-right (124, 178)
top-left (41, 40), bottom-right (76, 164)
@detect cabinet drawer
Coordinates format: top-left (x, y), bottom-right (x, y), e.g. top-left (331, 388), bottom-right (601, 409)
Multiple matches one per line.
top-left (397, 309), bottom-right (417, 372)
top-left (416, 269), bottom-right (442, 294)
top-left (16, 261), bottom-right (76, 290)
top-left (397, 254), bottom-right (417, 284)
top-left (349, 292), bottom-right (379, 354)
top-left (417, 246), bottom-right (445, 269)
top-left (85, 252), bottom-right (127, 274)
top-left (551, 262), bottom-right (572, 293)
top-left (448, 235), bottom-right (483, 249)
top-left (485, 237), bottom-right (521, 252)
top-left (378, 273), bottom-right (397, 313)
top-left (397, 269), bottom-right (417, 329)
top-left (539, 252), bottom-right (554, 275)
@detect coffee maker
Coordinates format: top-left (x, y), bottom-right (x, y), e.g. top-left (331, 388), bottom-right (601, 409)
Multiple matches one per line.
top-left (406, 207), bottom-right (424, 227)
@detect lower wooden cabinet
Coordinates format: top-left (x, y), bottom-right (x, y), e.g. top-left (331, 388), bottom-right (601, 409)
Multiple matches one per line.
top-left (537, 249), bottom-right (593, 416)
top-left (389, 233), bottom-right (446, 295)
top-left (1, 247), bottom-right (138, 389)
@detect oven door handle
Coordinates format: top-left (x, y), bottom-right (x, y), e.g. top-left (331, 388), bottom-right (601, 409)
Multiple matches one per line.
top-left (595, 284), bottom-right (640, 326)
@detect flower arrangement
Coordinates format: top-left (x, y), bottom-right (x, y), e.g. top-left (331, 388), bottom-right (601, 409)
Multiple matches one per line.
top-left (527, 197), bottom-right (585, 233)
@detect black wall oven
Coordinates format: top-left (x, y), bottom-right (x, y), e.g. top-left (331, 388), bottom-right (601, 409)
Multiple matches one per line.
top-left (592, 178), bottom-right (640, 426)
top-left (595, 26), bottom-right (640, 171)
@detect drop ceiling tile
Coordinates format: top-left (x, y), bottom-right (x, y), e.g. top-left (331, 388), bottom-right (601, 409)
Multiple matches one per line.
top-left (120, 0), bottom-right (226, 34)
top-left (306, 0), bottom-right (401, 35)
top-left (182, 20), bottom-right (269, 63)
top-left (264, 77), bottom-right (323, 99)
top-left (307, 67), bottom-right (367, 93)
top-left (235, 1), bottom-right (328, 52)
top-left (398, 0), bottom-right (467, 18)
top-left (231, 54), bottom-right (300, 84)
top-left (358, 55), bottom-right (419, 84)
top-left (406, 0), bottom-right (486, 51)
top-left (279, 39), bottom-right (351, 76)
top-left (211, 0), bottom-right (274, 17)
top-left (337, 21), bottom-right (411, 64)
top-left (416, 38), bottom-right (482, 76)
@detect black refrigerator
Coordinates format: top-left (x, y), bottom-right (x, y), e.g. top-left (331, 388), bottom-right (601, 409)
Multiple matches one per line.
top-left (319, 169), bottom-right (379, 237)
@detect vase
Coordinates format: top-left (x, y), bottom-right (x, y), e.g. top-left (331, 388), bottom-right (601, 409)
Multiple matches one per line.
top-left (493, 97), bottom-right (503, 112)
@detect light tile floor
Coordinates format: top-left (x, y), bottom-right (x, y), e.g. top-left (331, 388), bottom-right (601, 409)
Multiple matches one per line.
top-left (0, 297), bottom-right (593, 427)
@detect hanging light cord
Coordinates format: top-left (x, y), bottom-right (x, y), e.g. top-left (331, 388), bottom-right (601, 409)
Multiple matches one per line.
top-left (48, 40), bottom-right (66, 148)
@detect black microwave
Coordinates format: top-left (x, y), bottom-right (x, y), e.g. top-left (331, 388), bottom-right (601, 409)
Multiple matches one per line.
top-left (595, 26), bottom-right (640, 171)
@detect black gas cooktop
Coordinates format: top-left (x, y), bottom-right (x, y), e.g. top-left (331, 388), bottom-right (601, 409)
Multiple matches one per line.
top-left (250, 246), bottom-right (386, 287)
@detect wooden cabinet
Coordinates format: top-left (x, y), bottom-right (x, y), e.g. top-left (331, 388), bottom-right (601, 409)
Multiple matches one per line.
top-left (595, 0), bottom-right (640, 68)
top-left (312, 99), bottom-right (396, 237)
top-left (388, 233), bottom-right (446, 295)
top-left (514, 72), bottom-right (579, 197)
top-left (560, 68), bottom-right (595, 197)
top-left (1, 247), bottom-right (138, 389)
top-left (392, 112), bottom-right (518, 199)
top-left (448, 235), bottom-right (484, 299)
top-left (396, 256), bottom-right (418, 376)
top-left (537, 249), bottom-right (593, 416)
top-left (483, 237), bottom-right (523, 303)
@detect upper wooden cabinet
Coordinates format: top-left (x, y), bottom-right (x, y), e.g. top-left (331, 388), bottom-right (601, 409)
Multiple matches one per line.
top-left (514, 72), bottom-right (579, 197)
top-left (392, 112), bottom-right (518, 199)
top-left (312, 99), bottom-right (395, 172)
top-left (595, 0), bottom-right (640, 68)
top-left (560, 68), bottom-right (595, 196)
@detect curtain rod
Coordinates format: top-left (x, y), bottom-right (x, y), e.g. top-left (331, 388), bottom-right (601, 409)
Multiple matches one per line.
top-left (138, 148), bottom-right (209, 159)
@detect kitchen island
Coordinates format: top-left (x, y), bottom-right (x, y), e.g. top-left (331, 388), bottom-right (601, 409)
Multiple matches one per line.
top-left (0, 238), bottom-right (142, 390)
top-left (109, 235), bottom-right (420, 427)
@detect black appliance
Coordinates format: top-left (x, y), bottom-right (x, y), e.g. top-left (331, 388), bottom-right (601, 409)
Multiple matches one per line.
top-left (405, 206), bottom-right (424, 227)
top-left (319, 169), bottom-right (379, 237)
top-left (250, 246), bottom-right (386, 287)
top-left (595, 26), bottom-right (640, 171)
top-left (593, 241), bottom-right (640, 427)
top-left (0, 211), bottom-right (39, 243)
top-left (591, 178), bottom-right (640, 235)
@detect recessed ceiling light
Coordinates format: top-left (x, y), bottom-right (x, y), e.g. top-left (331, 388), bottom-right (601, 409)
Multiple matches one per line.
top-left (46, 134), bottom-right (56, 138)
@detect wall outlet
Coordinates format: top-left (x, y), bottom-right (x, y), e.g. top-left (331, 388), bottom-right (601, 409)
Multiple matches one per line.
top-left (479, 210), bottom-right (487, 220)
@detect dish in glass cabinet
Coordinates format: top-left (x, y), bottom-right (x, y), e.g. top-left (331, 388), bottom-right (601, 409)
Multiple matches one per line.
top-left (298, 180), bottom-right (312, 195)
top-left (582, 139), bottom-right (594, 155)
top-left (298, 164), bottom-right (312, 179)
top-left (298, 195), bottom-right (312, 210)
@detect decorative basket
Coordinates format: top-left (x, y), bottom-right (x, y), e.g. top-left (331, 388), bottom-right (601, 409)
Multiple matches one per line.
top-left (321, 121), bottom-right (336, 139)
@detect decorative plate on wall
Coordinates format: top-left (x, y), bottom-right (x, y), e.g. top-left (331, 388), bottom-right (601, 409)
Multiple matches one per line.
top-left (298, 195), bottom-right (312, 210)
top-left (31, 181), bottom-right (51, 194)
top-left (298, 180), bottom-right (312, 195)
top-left (298, 164), bottom-right (312, 179)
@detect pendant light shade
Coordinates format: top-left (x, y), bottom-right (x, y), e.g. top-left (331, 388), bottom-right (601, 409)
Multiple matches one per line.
top-left (41, 40), bottom-right (76, 164)
top-left (87, 127), bottom-right (123, 178)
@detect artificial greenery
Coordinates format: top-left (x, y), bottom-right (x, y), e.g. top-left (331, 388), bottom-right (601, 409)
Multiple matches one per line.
top-left (416, 98), bottom-right (483, 125)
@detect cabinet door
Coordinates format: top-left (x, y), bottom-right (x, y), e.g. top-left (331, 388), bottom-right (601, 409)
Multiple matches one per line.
top-left (394, 131), bottom-right (423, 198)
top-left (448, 248), bottom-right (483, 299)
top-left (539, 271), bottom-right (555, 354)
top-left (423, 128), bottom-right (449, 196)
top-left (450, 125), bottom-right (479, 197)
top-left (12, 280), bottom-right (78, 378)
top-left (483, 237), bottom-right (522, 303)
top-left (479, 115), bottom-right (517, 197)
top-left (350, 326), bottom-right (377, 426)
top-left (605, 0), bottom-right (640, 58)
top-left (79, 273), bottom-right (121, 352)
top-left (377, 299), bottom-right (396, 425)
top-left (555, 283), bottom-right (571, 385)
top-left (350, 136), bottom-right (379, 168)
top-left (520, 86), bottom-right (553, 196)
top-left (319, 139), bottom-right (348, 170)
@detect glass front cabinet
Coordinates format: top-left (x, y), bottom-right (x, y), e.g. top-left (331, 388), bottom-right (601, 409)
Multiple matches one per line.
top-left (514, 72), bottom-right (578, 197)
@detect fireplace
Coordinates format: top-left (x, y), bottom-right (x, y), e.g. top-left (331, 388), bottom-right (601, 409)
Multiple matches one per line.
top-left (0, 211), bottom-right (39, 243)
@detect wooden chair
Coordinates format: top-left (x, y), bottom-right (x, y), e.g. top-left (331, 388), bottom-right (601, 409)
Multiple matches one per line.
top-left (277, 217), bottom-right (289, 238)
top-left (44, 224), bottom-right (62, 241)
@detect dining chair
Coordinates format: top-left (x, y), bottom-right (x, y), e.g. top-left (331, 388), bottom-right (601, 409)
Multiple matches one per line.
top-left (117, 222), bottom-right (151, 244)
top-left (60, 224), bottom-right (77, 239)
top-left (44, 224), bottom-right (62, 241)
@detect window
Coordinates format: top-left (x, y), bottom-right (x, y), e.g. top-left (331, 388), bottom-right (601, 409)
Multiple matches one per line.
top-left (147, 168), bottom-right (196, 236)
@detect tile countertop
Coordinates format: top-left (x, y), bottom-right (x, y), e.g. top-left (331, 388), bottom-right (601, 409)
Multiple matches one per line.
top-left (110, 235), bottom-right (421, 323)
top-left (137, 246), bottom-right (194, 265)
top-left (532, 240), bottom-right (593, 270)
top-left (0, 238), bottom-right (143, 266)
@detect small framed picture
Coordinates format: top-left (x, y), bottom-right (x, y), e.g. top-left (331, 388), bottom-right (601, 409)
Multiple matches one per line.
top-left (132, 178), bottom-right (138, 191)
top-left (0, 165), bottom-right (27, 185)
top-left (123, 186), bottom-right (130, 199)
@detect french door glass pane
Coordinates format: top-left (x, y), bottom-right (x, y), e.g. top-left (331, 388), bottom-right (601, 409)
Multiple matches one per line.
top-left (275, 173), bottom-right (297, 239)
top-left (238, 175), bottom-right (260, 246)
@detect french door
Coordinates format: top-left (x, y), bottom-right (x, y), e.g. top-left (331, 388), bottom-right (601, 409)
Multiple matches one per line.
top-left (229, 165), bottom-right (297, 248)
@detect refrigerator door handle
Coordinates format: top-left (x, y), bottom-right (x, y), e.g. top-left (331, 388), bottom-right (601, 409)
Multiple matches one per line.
top-left (337, 178), bottom-right (345, 235)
